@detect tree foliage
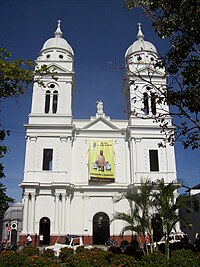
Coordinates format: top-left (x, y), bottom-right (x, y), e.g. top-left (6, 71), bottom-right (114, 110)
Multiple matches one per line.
top-left (0, 48), bottom-right (33, 177)
top-left (0, 182), bottom-right (14, 220)
top-left (112, 178), bottom-right (189, 260)
top-left (0, 48), bottom-right (36, 215)
top-left (0, 48), bottom-right (55, 177)
top-left (113, 178), bottom-right (154, 253)
top-left (152, 179), bottom-right (186, 260)
top-left (126, 178), bottom-right (154, 237)
top-left (0, 48), bottom-right (54, 214)
top-left (125, 0), bottom-right (200, 149)
top-left (0, 48), bottom-right (34, 99)
top-left (111, 211), bottom-right (139, 238)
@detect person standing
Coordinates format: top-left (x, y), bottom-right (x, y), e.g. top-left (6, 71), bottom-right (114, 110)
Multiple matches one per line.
top-left (145, 232), bottom-right (150, 245)
top-left (26, 234), bottom-right (32, 246)
top-left (39, 234), bottom-right (44, 246)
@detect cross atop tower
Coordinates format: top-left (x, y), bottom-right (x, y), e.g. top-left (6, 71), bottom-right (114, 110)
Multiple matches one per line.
top-left (137, 22), bottom-right (144, 40)
top-left (54, 19), bottom-right (62, 38)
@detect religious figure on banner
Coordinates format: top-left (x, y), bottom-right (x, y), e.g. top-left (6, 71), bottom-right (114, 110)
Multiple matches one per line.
top-left (95, 150), bottom-right (108, 171)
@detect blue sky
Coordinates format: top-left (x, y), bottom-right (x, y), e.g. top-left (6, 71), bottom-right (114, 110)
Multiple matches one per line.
top-left (0, 0), bottom-right (199, 202)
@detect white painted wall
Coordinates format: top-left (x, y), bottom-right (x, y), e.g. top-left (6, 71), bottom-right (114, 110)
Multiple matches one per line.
top-left (20, 24), bottom-right (178, 242)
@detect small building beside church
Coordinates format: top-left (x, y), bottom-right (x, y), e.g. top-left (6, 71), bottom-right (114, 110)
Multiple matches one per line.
top-left (180, 184), bottom-right (200, 242)
top-left (3, 22), bottom-right (178, 246)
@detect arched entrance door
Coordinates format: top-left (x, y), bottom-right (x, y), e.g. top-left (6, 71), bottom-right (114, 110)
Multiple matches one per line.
top-left (39, 217), bottom-right (50, 245)
top-left (93, 212), bottom-right (110, 245)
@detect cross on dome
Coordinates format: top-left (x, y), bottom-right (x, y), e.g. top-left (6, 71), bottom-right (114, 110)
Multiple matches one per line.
top-left (54, 20), bottom-right (63, 38)
top-left (137, 22), bottom-right (144, 40)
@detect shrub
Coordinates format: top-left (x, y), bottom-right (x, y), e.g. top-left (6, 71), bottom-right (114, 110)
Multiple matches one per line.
top-left (21, 246), bottom-right (39, 256)
top-left (109, 246), bottom-right (122, 254)
top-left (63, 254), bottom-right (92, 267)
top-left (75, 246), bottom-right (85, 254)
top-left (23, 255), bottom-right (58, 267)
top-left (59, 247), bottom-right (74, 262)
top-left (41, 248), bottom-right (55, 259)
top-left (110, 253), bottom-right (137, 267)
top-left (84, 248), bottom-right (113, 266)
top-left (168, 249), bottom-right (199, 267)
top-left (139, 251), bottom-right (166, 267)
top-left (62, 248), bottom-right (113, 267)
top-left (0, 250), bottom-right (26, 267)
top-left (124, 245), bottom-right (143, 260)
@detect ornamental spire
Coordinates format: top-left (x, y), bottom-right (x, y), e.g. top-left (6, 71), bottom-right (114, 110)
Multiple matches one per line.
top-left (137, 22), bottom-right (144, 40)
top-left (54, 20), bottom-right (62, 38)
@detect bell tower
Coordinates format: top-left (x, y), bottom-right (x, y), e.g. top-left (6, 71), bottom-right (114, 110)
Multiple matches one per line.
top-left (123, 24), bottom-right (176, 185)
top-left (29, 20), bottom-right (75, 125)
top-left (123, 23), bottom-right (170, 126)
top-left (20, 22), bottom-right (75, 237)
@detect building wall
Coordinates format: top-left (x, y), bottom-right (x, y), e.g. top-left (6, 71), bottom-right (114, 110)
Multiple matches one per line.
top-left (180, 192), bottom-right (200, 242)
top-left (19, 24), bottom-right (178, 245)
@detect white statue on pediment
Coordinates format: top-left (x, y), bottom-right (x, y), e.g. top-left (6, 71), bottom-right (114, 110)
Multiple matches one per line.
top-left (96, 100), bottom-right (103, 114)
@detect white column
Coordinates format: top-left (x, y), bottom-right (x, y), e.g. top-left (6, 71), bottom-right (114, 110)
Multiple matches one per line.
top-left (54, 193), bottom-right (59, 233)
top-left (30, 193), bottom-right (36, 233)
top-left (149, 95), bottom-right (152, 116)
top-left (134, 138), bottom-right (142, 183)
top-left (49, 94), bottom-right (53, 113)
top-left (66, 194), bottom-right (70, 233)
top-left (61, 193), bottom-right (66, 233)
top-left (67, 137), bottom-right (72, 182)
top-left (129, 139), bottom-right (134, 184)
top-left (58, 195), bottom-right (61, 233)
top-left (22, 193), bottom-right (29, 233)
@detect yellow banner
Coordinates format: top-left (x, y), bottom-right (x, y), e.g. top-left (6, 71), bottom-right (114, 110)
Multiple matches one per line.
top-left (89, 140), bottom-right (115, 182)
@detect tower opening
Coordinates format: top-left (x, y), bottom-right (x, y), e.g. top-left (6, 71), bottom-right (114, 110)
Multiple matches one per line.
top-left (52, 90), bottom-right (58, 113)
top-left (143, 92), bottom-right (149, 115)
top-left (151, 93), bottom-right (156, 115)
top-left (45, 90), bottom-right (51, 113)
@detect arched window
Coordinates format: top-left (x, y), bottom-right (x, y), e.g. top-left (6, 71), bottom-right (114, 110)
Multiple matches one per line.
top-left (143, 92), bottom-right (149, 114)
top-left (151, 93), bottom-right (156, 115)
top-left (45, 90), bottom-right (50, 113)
top-left (52, 90), bottom-right (58, 113)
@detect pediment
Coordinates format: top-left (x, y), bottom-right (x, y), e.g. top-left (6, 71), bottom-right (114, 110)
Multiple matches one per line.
top-left (47, 63), bottom-right (70, 73)
top-left (129, 65), bottom-right (165, 77)
top-left (82, 116), bottom-right (119, 131)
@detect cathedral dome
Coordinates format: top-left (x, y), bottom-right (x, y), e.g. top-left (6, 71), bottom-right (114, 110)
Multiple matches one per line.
top-left (125, 23), bottom-right (157, 59)
top-left (40, 20), bottom-right (74, 56)
top-left (3, 202), bottom-right (23, 221)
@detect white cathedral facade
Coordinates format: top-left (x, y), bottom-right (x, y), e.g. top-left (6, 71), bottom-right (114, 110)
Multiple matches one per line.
top-left (13, 22), bottom-right (177, 245)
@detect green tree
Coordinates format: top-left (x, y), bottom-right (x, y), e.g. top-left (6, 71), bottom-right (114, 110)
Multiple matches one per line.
top-left (113, 178), bottom-right (189, 259)
top-left (111, 211), bottom-right (139, 238)
top-left (0, 182), bottom-right (14, 220)
top-left (0, 48), bottom-right (54, 215)
top-left (152, 179), bottom-right (187, 261)
top-left (125, 0), bottom-right (200, 149)
top-left (112, 178), bottom-right (154, 253)
top-left (0, 129), bottom-right (14, 219)
top-left (0, 48), bottom-right (31, 179)
top-left (0, 48), bottom-right (52, 177)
